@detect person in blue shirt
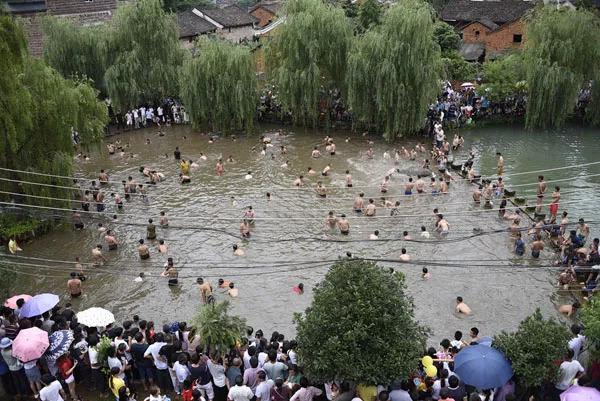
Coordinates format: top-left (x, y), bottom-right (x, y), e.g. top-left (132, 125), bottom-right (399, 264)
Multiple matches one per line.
top-left (515, 233), bottom-right (525, 256)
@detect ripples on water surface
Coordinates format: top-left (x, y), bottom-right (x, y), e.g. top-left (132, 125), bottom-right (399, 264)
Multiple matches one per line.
top-left (7, 124), bottom-right (600, 343)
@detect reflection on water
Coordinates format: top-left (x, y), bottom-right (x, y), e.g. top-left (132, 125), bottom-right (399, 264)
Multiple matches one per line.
top-left (4, 124), bottom-right (600, 343)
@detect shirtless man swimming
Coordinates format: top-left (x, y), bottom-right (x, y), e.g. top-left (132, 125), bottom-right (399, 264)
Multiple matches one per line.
top-left (455, 296), bottom-right (472, 315)
top-left (197, 278), bottom-right (214, 304)
top-left (365, 199), bottom-right (376, 216)
top-left (473, 186), bottom-right (482, 204)
top-left (325, 211), bottom-right (337, 230)
top-left (337, 214), bottom-right (350, 235)
top-left (316, 181), bottom-right (327, 198)
top-left (380, 176), bottom-right (390, 193)
top-left (405, 178), bottom-right (415, 195)
top-left (415, 176), bottom-right (425, 193)
top-left (353, 193), bottom-right (365, 213)
top-left (436, 214), bottom-right (450, 236)
top-left (531, 235), bottom-right (544, 258)
top-left (536, 175), bottom-right (547, 213)
top-left (496, 152), bottom-right (504, 176)
top-left (345, 171), bottom-right (353, 188)
top-left (293, 175), bottom-right (304, 187)
top-left (311, 147), bottom-right (321, 158)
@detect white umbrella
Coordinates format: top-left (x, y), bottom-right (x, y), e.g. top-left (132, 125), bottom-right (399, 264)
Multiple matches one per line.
top-left (461, 82), bottom-right (475, 88)
top-left (76, 307), bottom-right (115, 327)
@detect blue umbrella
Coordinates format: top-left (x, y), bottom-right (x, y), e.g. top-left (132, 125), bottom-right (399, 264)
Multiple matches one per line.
top-left (20, 293), bottom-right (59, 318)
top-left (46, 330), bottom-right (74, 362)
top-left (454, 344), bottom-right (513, 390)
top-left (478, 336), bottom-right (493, 347)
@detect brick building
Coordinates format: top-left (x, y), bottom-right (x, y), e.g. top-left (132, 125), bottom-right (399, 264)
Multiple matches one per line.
top-left (249, 0), bottom-right (281, 28)
top-left (4, 0), bottom-right (117, 56)
top-left (441, 0), bottom-right (534, 61)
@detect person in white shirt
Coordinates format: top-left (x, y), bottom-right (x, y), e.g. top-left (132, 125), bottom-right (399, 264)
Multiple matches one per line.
top-left (107, 346), bottom-right (125, 380)
top-left (39, 374), bottom-right (67, 401)
top-left (254, 371), bottom-right (273, 401)
top-left (369, 230), bottom-right (379, 240)
top-left (144, 333), bottom-right (170, 391)
top-left (228, 375), bottom-right (254, 401)
top-left (173, 354), bottom-right (190, 394)
top-left (290, 378), bottom-right (322, 401)
top-left (568, 324), bottom-right (586, 360)
top-left (420, 226), bottom-right (430, 239)
top-left (555, 349), bottom-right (584, 392)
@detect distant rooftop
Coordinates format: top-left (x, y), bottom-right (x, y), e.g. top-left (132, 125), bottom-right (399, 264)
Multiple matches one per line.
top-left (441, 0), bottom-right (534, 24)
top-left (177, 9), bottom-right (217, 37)
top-left (198, 5), bottom-right (257, 28)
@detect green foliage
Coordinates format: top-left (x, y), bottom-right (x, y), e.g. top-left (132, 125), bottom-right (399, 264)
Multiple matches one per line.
top-left (493, 309), bottom-right (570, 389)
top-left (524, 7), bottom-right (600, 129)
top-left (0, 215), bottom-right (44, 240)
top-left (342, 0), bottom-right (358, 19)
top-left (295, 259), bottom-right (428, 385)
top-left (433, 21), bottom-right (460, 52)
top-left (180, 38), bottom-right (256, 132)
top-left (0, 16), bottom-right (107, 210)
top-left (105, 0), bottom-right (185, 111)
top-left (358, 0), bottom-right (382, 32)
top-left (346, 0), bottom-right (442, 141)
top-left (191, 301), bottom-right (247, 357)
top-left (581, 297), bottom-right (600, 348)
top-left (43, 17), bottom-right (109, 94)
top-left (266, 0), bottom-right (352, 125)
top-left (95, 336), bottom-right (114, 375)
top-left (480, 52), bottom-right (526, 101)
top-left (441, 50), bottom-right (478, 81)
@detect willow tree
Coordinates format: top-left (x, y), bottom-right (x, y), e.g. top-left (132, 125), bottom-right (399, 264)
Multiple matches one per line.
top-left (180, 38), bottom-right (256, 132)
top-left (347, 0), bottom-right (442, 141)
top-left (524, 7), bottom-right (600, 129)
top-left (266, 0), bottom-right (352, 125)
top-left (43, 17), bottom-right (108, 94)
top-left (0, 16), bottom-right (107, 208)
top-left (104, 0), bottom-right (184, 111)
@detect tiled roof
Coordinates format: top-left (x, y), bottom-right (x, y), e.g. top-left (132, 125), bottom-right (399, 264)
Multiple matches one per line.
top-left (200, 5), bottom-right (256, 28)
top-left (4, 0), bottom-right (47, 14)
top-left (441, 0), bottom-right (534, 24)
top-left (177, 9), bottom-right (217, 38)
top-left (459, 42), bottom-right (485, 61)
top-left (250, 0), bottom-right (282, 15)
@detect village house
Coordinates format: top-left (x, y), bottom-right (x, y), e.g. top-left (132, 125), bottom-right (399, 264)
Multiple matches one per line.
top-left (250, 0), bottom-right (281, 28)
top-left (176, 5), bottom-right (257, 44)
top-left (441, 0), bottom-right (534, 61)
top-left (4, 0), bottom-right (117, 56)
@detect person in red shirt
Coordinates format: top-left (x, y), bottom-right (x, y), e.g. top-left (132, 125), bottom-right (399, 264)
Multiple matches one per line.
top-left (182, 379), bottom-right (196, 401)
top-left (57, 353), bottom-right (79, 401)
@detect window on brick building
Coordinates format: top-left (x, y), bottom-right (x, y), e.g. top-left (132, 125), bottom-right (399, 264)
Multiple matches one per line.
top-left (513, 34), bottom-right (522, 43)
top-left (475, 30), bottom-right (480, 37)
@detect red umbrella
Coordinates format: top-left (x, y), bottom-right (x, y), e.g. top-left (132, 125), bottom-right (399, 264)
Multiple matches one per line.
top-left (4, 294), bottom-right (32, 309)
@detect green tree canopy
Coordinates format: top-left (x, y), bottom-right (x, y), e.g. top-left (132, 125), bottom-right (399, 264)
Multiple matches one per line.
top-left (441, 50), bottom-right (478, 81)
top-left (347, 0), bottom-right (442, 141)
top-left (524, 7), bottom-right (600, 129)
top-left (43, 17), bottom-right (109, 94)
top-left (493, 309), bottom-right (570, 389)
top-left (295, 259), bottom-right (428, 385)
top-left (191, 301), bottom-right (247, 357)
top-left (581, 296), bottom-right (600, 349)
top-left (480, 52), bottom-right (526, 101)
top-left (105, 0), bottom-right (185, 111)
top-left (433, 21), bottom-right (460, 53)
top-left (266, 0), bottom-right (352, 125)
top-left (180, 38), bottom-right (256, 132)
top-left (358, 0), bottom-right (382, 32)
top-left (0, 16), bottom-right (107, 208)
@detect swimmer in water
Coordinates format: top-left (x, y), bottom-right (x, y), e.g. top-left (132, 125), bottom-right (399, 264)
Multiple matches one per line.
top-left (293, 283), bottom-right (304, 295)
top-left (325, 211), bottom-right (337, 230)
top-left (345, 171), bottom-right (353, 187)
top-left (158, 239), bottom-right (168, 254)
top-left (422, 268), bottom-right (431, 280)
top-left (233, 244), bottom-right (245, 256)
top-left (365, 199), bottom-right (376, 216)
top-left (531, 234), bottom-right (544, 258)
top-left (293, 175), bottom-right (304, 187)
top-left (399, 248), bottom-right (410, 261)
top-left (353, 193), bottom-right (365, 213)
top-left (337, 214), bottom-right (349, 235)
top-left (311, 147), bottom-right (321, 158)
top-left (455, 296), bottom-right (472, 315)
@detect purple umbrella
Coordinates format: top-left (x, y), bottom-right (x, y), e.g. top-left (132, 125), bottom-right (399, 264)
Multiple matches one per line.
top-left (560, 386), bottom-right (600, 401)
top-left (19, 293), bottom-right (59, 318)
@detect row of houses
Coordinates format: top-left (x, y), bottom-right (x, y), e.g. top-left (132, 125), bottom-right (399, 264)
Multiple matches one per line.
top-left (5, 0), bottom-right (593, 60)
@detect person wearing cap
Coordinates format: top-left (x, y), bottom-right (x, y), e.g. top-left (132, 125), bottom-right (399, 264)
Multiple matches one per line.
top-left (0, 337), bottom-right (28, 396)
